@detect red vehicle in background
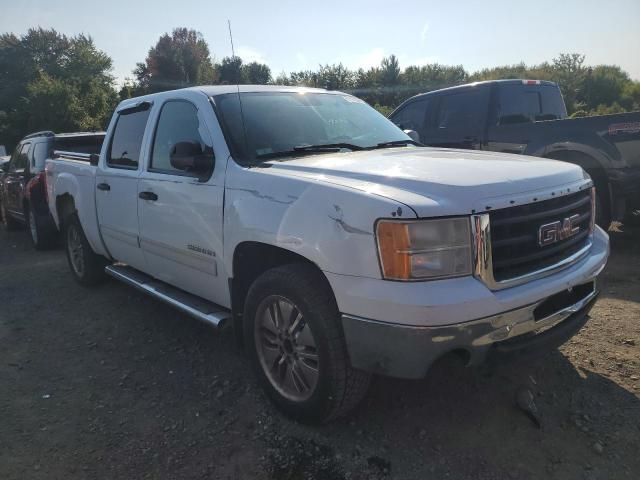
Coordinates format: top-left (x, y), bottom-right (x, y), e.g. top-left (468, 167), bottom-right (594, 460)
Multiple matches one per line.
top-left (1, 131), bottom-right (104, 249)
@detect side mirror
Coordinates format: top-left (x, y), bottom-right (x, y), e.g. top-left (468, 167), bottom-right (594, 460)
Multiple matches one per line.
top-left (89, 153), bottom-right (100, 166)
top-left (404, 129), bottom-right (420, 143)
top-left (169, 141), bottom-right (214, 177)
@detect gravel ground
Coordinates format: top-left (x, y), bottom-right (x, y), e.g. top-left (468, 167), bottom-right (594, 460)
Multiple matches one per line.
top-left (0, 224), bottom-right (639, 480)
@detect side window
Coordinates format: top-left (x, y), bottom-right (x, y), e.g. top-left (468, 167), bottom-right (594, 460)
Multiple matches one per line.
top-left (150, 100), bottom-right (214, 176)
top-left (107, 108), bottom-right (151, 169)
top-left (33, 142), bottom-right (50, 171)
top-left (391, 98), bottom-right (431, 134)
top-left (436, 89), bottom-right (489, 131)
top-left (13, 143), bottom-right (31, 171)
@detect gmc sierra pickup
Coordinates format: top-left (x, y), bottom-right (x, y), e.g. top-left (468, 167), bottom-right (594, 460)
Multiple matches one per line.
top-left (47, 85), bottom-right (609, 422)
top-left (389, 79), bottom-right (640, 229)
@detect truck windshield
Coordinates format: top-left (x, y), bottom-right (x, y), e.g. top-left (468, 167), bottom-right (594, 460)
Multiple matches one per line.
top-left (213, 91), bottom-right (411, 164)
top-left (496, 84), bottom-right (567, 125)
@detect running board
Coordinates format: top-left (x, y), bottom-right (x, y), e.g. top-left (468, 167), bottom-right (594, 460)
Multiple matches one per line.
top-left (105, 264), bottom-right (231, 328)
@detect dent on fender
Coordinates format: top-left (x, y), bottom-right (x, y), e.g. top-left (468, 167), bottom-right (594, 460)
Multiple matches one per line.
top-left (328, 204), bottom-right (372, 236)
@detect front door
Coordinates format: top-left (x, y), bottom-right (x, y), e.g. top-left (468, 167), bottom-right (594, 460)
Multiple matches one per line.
top-left (95, 103), bottom-right (151, 271)
top-left (4, 142), bottom-right (31, 218)
top-left (138, 97), bottom-right (227, 306)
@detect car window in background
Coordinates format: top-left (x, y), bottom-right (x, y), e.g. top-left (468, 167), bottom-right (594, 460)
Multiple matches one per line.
top-left (497, 84), bottom-right (567, 125)
top-left (33, 143), bottom-right (49, 170)
top-left (391, 97), bottom-right (432, 135)
top-left (107, 109), bottom-right (150, 169)
top-left (437, 90), bottom-right (489, 131)
top-left (150, 100), bottom-right (213, 175)
top-left (14, 143), bottom-right (31, 171)
top-left (54, 136), bottom-right (105, 155)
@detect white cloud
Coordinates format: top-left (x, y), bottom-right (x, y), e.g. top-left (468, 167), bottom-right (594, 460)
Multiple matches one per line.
top-left (236, 46), bottom-right (267, 64)
top-left (421, 23), bottom-right (429, 43)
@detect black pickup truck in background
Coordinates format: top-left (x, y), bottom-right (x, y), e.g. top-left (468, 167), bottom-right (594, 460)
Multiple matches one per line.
top-left (389, 79), bottom-right (640, 228)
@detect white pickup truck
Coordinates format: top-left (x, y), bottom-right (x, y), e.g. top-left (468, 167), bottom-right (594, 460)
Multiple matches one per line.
top-left (46, 85), bottom-right (609, 422)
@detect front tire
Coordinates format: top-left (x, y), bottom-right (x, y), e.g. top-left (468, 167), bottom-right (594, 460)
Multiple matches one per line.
top-left (244, 264), bottom-right (371, 423)
top-left (64, 213), bottom-right (107, 286)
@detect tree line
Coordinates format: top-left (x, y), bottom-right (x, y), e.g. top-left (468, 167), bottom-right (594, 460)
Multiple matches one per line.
top-left (2, 27), bottom-right (639, 151)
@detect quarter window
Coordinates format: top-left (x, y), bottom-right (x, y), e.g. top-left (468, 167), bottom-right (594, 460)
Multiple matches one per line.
top-left (107, 108), bottom-right (151, 169)
top-left (150, 100), bottom-right (213, 176)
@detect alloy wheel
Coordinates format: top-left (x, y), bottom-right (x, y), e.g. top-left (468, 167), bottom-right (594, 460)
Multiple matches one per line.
top-left (254, 295), bottom-right (320, 402)
top-left (67, 224), bottom-right (85, 276)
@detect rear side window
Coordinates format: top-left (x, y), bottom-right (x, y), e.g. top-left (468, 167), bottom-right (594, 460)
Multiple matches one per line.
top-left (150, 100), bottom-right (213, 176)
top-left (107, 108), bottom-right (151, 169)
top-left (391, 97), bottom-right (432, 134)
top-left (496, 84), bottom-right (567, 125)
top-left (436, 89), bottom-right (489, 131)
top-left (33, 142), bottom-right (50, 170)
top-left (12, 143), bottom-right (31, 170)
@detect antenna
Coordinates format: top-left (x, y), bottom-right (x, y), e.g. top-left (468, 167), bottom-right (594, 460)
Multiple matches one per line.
top-left (227, 20), bottom-right (250, 164)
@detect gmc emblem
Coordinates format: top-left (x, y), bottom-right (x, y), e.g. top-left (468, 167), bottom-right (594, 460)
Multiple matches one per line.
top-left (538, 214), bottom-right (580, 247)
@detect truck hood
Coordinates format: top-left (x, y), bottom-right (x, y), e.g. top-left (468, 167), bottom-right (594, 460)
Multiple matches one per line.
top-left (265, 147), bottom-right (591, 217)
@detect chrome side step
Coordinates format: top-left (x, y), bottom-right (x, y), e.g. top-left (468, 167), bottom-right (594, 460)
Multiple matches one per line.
top-left (105, 264), bottom-right (231, 328)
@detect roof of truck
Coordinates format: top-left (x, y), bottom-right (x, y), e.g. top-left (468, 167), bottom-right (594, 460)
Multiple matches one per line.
top-left (193, 85), bottom-right (330, 96)
top-left (403, 79), bottom-right (559, 99)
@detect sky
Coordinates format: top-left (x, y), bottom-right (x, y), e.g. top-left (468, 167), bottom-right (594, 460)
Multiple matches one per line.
top-left (1, 0), bottom-right (639, 84)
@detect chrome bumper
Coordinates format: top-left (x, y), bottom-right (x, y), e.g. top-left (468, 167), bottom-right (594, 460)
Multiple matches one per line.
top-left (342, 282), bottom-right (598, 379)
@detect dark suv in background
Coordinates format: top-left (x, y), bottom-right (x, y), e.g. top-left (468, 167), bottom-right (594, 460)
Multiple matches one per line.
top-left (389, 80), bottom-right (640, 228)
top-left (1, 131), bottom-right (105, 249)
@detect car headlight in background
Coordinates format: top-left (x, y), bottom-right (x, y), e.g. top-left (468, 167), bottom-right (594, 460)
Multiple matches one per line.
top-left (376, 217), bottom-right (472, 281)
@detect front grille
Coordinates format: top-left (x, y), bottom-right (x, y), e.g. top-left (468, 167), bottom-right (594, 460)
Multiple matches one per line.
top-left (489, 190), bottom-right (592, 282)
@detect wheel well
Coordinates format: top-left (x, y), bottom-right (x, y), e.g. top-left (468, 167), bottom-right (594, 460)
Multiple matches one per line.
top-left (230, 242), bottom-right (325, 346)
top-left (55, 194), bottom-right (76, 227)
top-left (544, 150), bottom-right (610, 205)
top-left (544, 150), bottom-right (607, 186)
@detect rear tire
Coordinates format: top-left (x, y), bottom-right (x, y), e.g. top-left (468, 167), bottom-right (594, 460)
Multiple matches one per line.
top-left (27, 206), bottom-right (57, 250)
top-left (64, 213), bottom-right (107, 286)
top-left (244, 263), bottom-right (371, 423)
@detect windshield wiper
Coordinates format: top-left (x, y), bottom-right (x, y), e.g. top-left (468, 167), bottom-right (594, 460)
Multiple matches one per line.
top-left (255, 143), bottom-right (364, 161)
top-left (293, 143), bottom-right (364, 152)
top-left (370, 139), bottom-right (424, 149)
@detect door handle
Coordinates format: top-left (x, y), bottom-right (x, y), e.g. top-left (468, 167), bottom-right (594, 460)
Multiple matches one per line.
top-left (97, 183), bottom-right (110, 191)
top-left (139, 191), bottom-right (158, 201)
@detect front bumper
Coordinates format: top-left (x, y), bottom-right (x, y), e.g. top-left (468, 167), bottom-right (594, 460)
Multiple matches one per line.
top-left (342, 282), bottom-right (598, 379)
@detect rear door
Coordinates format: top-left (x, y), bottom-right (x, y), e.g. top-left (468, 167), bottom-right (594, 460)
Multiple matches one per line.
top-left (485, 82), bottom-right (566, 154)
top-left (95, 103), bottom-right (151, 270)
top-left (137, 93), bottom-right (228, 305)
top-left (423, 87), bottom-right (490, 149)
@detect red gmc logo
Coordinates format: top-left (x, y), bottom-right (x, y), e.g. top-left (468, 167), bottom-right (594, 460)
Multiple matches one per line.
top-left (538, 214), bottom-right (580, 247)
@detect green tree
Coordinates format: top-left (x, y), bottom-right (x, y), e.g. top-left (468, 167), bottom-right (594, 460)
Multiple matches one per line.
top-left (0, 28), bottom-right (117, 150)
top-left (218, 56), bottom-right (243, 84)
top-left (242, 61), bottom-right (272, 84)
top-left (134, 28), bottom-right (217, 93)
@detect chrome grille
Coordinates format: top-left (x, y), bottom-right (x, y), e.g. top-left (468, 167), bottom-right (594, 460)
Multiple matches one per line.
top-left (488, 189), bottom-right (593, 282)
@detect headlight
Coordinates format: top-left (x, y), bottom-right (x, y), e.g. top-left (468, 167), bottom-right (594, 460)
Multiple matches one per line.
top-left (376, 217), bottom-right (472, 281)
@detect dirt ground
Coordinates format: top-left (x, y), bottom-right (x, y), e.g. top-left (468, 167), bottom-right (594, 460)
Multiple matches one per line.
top-left (0, 223), bottom-right (638, 480)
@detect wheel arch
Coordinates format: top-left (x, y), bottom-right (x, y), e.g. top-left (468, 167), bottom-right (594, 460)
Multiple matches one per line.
top-left (230, 241), bottom-right (333, 347)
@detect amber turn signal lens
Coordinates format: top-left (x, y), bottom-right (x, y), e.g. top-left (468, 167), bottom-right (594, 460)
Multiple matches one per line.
top-left (376, 221), bottom-right (411, 280)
